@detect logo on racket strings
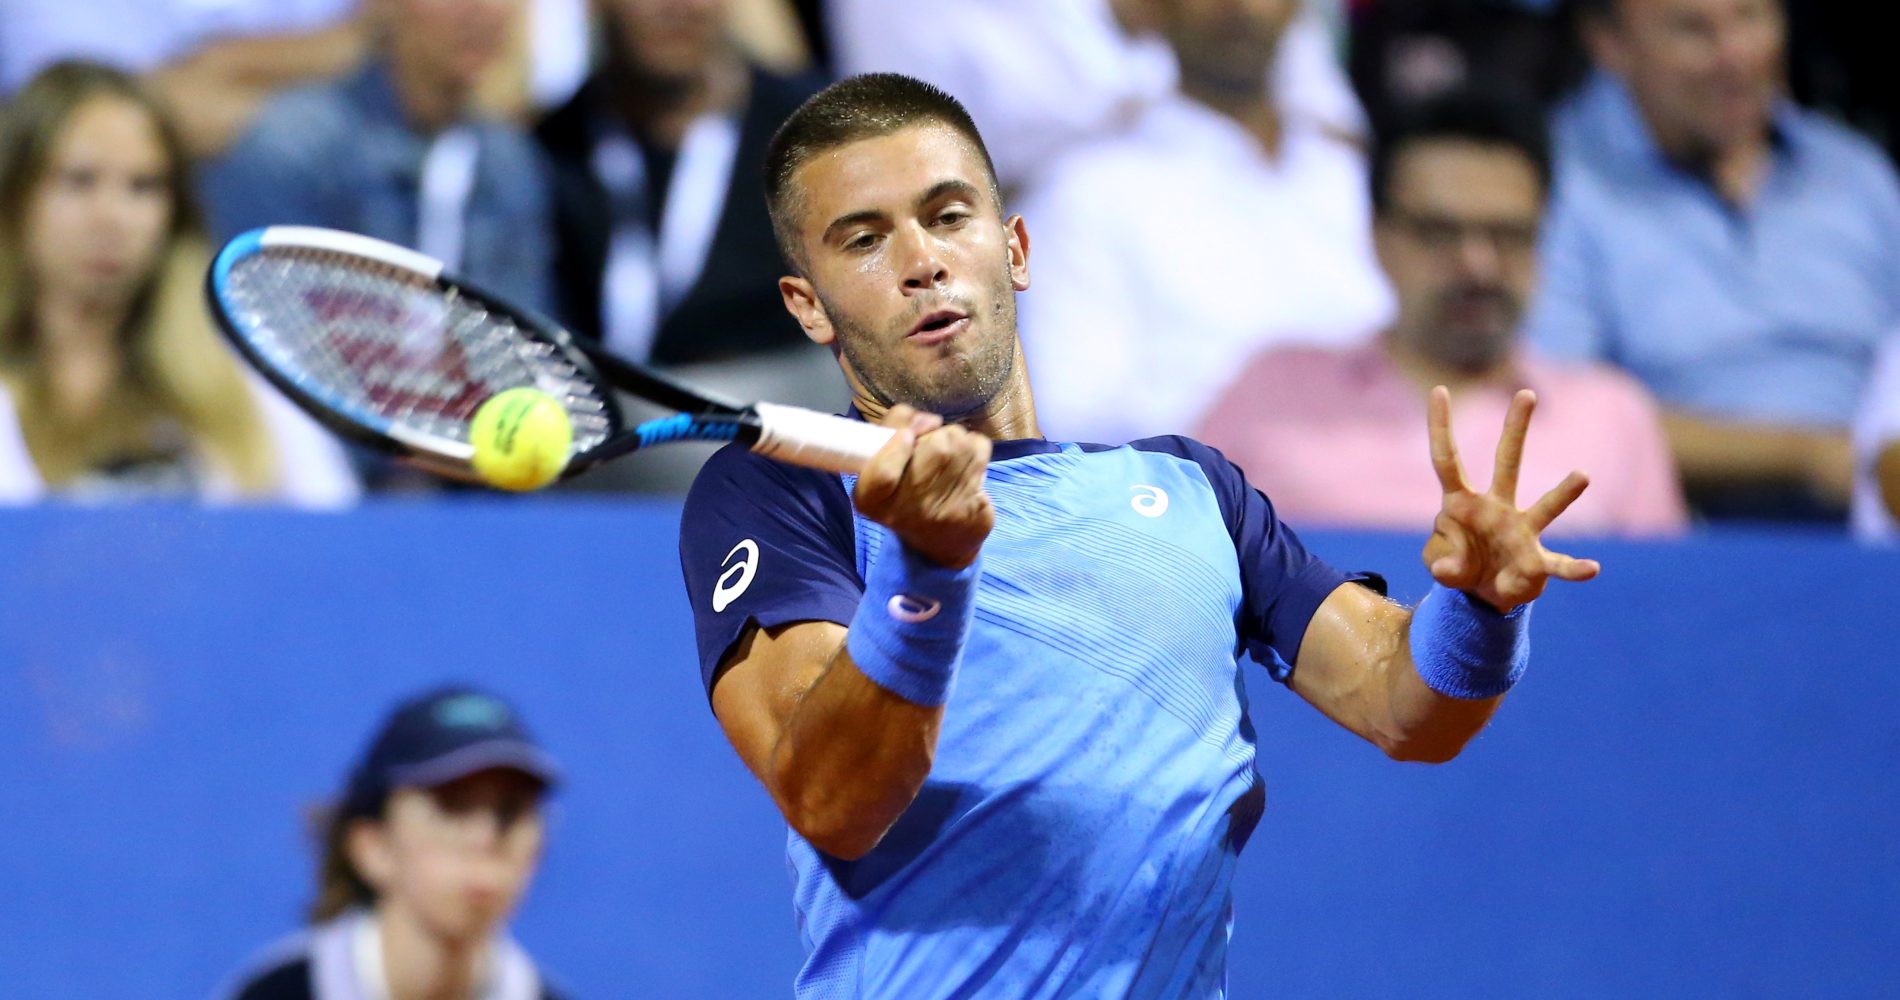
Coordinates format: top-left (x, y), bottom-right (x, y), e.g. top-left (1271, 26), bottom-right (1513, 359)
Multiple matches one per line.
top-left (712, 539), bottom-right (759, 612)
top-left (886, 594), bottom-right (942, 623)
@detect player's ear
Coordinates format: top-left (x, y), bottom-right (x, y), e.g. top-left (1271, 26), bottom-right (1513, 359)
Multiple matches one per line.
top-left (346, 816), bottom-right (397, 893)
top-left (1005, 214), bottom-right (1030, 292)
top-left (779, 275), bottom-right (836, 347)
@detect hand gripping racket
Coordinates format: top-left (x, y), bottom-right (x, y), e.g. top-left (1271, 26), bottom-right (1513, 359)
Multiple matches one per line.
top-left (204, 226), bottom-right (894, 483)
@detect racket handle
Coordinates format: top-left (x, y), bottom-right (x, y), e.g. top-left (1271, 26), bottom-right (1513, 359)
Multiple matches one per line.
top-left (750, 403), bottom-right (895, 474)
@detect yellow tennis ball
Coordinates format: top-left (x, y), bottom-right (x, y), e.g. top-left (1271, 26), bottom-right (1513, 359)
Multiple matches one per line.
top-left (469, 387), bottom-right (573, 491)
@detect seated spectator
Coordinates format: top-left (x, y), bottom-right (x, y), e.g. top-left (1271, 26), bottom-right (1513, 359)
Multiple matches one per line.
top-left (829, 0), bottom-right (1366, 191)
top-left (1852, 335), bottom-right (1900, 542)
top-left (1526, 0), bottom-right (1900, 521)
top-left (202, 0), bottom-right (554, 317)
top-left (0, 0), bottom-right (366, 157)
top-left (1197, 92), bottom-right (1688, 537)
top-left (0, 61), bottom-right (357, 506)
top-left (536, 0), bottom-right (824, 364)
top-left (1015, 0), bottom-right (1394, 445)
top-left (219, 686), bottom-right (564, 1000)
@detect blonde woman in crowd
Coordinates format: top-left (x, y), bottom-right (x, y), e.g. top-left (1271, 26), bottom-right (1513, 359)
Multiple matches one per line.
top-left (0, 61), bottom-right (356, 505)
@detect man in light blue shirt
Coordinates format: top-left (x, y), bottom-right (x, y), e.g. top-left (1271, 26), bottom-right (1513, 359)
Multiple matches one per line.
top-left (1526, 0), bottom-right (1900, 519)
top-left (201, 0), bottom-right (553, 317)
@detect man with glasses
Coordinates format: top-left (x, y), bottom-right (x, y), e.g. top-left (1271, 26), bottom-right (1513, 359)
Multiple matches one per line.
top-left (1198, 91), bottom-right (1688, 537)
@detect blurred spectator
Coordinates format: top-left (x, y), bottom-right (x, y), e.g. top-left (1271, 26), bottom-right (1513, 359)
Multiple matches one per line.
top-left (1852, 335), bottom-right (1900, 542)
top-left (0, 0), bottom-right (367, 158)
top-left (1526, 0), bottom-right (1900, 521)
top-left (829, 0), bottom-right (1365, 191)
top-left (537, 0), bottom-right (823, 363)
top-left (1016, 0), bottom-right (1393, 445)
top-left (1197, 92), bottom-right (1687, 536)
top-left (1347, 0), bottom-right (1588, 130)
top-left (219, 687), bottom-right (564, 1000)
top-left (0, 61), bottom-right (357, 506)
top-left (202, 0), bottom-right (554, 317)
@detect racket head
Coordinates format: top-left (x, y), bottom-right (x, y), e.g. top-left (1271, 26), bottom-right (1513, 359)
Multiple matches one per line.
top-left (205, 226), bottom-right (624, 483)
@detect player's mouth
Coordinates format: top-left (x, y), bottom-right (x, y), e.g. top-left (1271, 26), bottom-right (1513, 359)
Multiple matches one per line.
top-left (908, 309), bottom-right (970, 346)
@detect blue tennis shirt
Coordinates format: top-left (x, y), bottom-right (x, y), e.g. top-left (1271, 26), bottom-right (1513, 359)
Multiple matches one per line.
top-left (679, 435), bottom-right (1369, 998)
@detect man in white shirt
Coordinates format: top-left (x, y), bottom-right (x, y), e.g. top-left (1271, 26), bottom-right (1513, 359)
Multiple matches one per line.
top-left (827, 0), bottom-right (1364, 191)
top-left (1013, 0), bottom-right (1394, 445)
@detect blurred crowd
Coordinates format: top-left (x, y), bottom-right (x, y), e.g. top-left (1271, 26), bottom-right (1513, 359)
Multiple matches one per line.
top-left (1, 0), bottom-right (1896, 541)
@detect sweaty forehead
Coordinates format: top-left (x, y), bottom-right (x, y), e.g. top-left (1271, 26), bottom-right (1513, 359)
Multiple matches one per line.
top-left (791, 124), bottom-right (993, 228)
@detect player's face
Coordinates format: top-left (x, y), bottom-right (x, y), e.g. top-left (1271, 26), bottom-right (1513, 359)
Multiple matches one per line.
top-left (781, 124), bottom-right (1030, 420)
top-left (1592, 0), bottom-right (1784, 156)
top-left (1156, 0), bottom-right (1297, 92)
top-left (23, 95), bottom-right (173, 312)
top-left (597, 0), bottom-right (729, 81)
top-left (355, 769), bottom-right (546, 944)
top-left (1375, 141), bottom-right (1542, 373)
top-left (383, 0), bottom-right (520, 92)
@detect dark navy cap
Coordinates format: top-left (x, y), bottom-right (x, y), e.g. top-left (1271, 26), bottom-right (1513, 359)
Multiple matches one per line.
top-left (342, 686), bottom-right (560, 817)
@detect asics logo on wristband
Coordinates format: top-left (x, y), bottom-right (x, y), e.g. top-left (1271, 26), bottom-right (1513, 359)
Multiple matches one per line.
top-left (712, 539), bottom-right (759, 612)
top-left (1130, 484), bottom-right (1169, 517)
top-left (887, 594), bottom-right (943, 623)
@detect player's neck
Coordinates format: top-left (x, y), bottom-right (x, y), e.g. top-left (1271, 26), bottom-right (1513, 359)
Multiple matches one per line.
top-left (376, 902), bottom-right (490, 1000)
top-left (608, 52), bottom-right (748, 149)
top-left (849, 356), bottom-right (1042, 442)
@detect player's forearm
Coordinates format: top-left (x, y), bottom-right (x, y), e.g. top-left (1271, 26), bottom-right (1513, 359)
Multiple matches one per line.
top-left (1295, 590), bottom-right (1498, 763)
top-left (1661, 411), bottom-right (1851, 502)
top-left (1384, 625), bottom-right (1503, 763)
top-left (768, 650), bottom-right (944, 860)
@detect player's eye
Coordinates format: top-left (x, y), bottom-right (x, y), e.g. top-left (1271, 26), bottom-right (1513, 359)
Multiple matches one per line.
top-left (933, 209), bottom-right (970, 228)
top-left (844, 233), bottom-right (880, 252)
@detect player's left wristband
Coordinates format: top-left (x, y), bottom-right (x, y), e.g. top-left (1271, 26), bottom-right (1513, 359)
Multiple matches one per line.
top-left (1409, 584), bottom-right (1531, 700)
top-left (846, 534), bottom-right (981, 707)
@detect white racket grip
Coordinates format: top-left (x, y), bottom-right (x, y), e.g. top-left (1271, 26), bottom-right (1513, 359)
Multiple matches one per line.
top-left (750, 403), bottom-right (896, 474)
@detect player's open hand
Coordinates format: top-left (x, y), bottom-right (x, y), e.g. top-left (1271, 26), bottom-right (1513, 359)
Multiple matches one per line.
top-left (854, 405), bottom-right (995, 570)
top-left (1422, 387), bottom-right (1601, 613)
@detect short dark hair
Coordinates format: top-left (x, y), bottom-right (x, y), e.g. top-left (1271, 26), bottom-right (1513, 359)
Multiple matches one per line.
top-left (764, 73), bottom-right (1002, 273)
top-left (1369, 90), bottom-right (1553, 215)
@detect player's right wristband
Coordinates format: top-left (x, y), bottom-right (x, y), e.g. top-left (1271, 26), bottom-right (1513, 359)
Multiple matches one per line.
top-left (1408, 584), bottom-right (1531, 699)
top-left (846, 535), bottom-right (981, 707)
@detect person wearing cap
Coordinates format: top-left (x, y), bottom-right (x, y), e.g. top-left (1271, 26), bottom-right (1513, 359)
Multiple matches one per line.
top-left (218, 686), bottom-right (565, 1000)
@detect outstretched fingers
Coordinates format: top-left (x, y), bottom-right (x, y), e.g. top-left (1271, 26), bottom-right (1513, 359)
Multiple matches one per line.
top-left (1527, 469), bottom-right (1591, 532)
top-left (1490, 389), bottom-right (1536, 504)
top-left (1427, 385), bottom-right (1471, 495)
top-left (1542, 548), bottom-right (1602, 582)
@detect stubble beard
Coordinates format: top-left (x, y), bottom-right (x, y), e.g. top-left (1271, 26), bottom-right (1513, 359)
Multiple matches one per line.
top-left (830, 259), bottom-right (1019, 421)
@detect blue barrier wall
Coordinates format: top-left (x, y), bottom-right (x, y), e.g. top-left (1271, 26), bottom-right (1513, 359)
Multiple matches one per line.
top-left (3, 503), bottom-right (1896, 998)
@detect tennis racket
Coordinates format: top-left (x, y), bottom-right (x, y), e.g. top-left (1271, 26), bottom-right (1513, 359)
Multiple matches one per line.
top-left (204, 226), bottom-right (893, 484)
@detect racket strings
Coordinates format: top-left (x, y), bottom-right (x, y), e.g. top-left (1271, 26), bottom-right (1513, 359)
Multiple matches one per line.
top-left (222, 249), bottom-right (613, 453)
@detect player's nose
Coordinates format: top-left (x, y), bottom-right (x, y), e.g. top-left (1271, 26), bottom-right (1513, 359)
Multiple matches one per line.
top-left (895, 222), bottom-right (948, 293)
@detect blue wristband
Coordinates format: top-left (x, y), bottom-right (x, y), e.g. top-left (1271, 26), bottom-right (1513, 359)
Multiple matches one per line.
top-left (1409, 584), bottom-right (1531, 700)
top-left (846, 535), bottom-right (981, 707)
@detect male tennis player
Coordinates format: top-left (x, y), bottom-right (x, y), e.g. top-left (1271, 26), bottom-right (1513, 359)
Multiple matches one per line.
top-left (678, 73), bottom-right (1599, 998)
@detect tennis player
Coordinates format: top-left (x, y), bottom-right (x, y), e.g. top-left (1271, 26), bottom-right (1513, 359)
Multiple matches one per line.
top-left (678, 73), bottom-right (1600, 998)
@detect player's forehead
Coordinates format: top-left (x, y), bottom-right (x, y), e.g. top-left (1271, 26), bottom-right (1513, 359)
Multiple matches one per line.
top-left (793, 123), bottom-right (992, 231)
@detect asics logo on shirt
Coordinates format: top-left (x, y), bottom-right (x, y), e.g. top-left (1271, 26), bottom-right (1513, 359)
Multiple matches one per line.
top-left (1130, 485), bottom-right (1169, 517)
top-left (712, 539), bottom-right (759, 612)
top-left (887, 594), bottom-right (943, 623)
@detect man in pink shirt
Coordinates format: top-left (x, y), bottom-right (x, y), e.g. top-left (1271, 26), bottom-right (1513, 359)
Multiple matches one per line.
top-left (1198, 91), bottom-right (1687, 537)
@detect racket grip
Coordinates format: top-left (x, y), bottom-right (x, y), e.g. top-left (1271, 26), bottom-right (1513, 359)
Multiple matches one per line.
top-left (750, 403), bottom-right (895, 474)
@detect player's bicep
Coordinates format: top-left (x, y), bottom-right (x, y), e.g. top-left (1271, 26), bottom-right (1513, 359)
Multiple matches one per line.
top-left (709, 619), bottom-right (848, 784)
